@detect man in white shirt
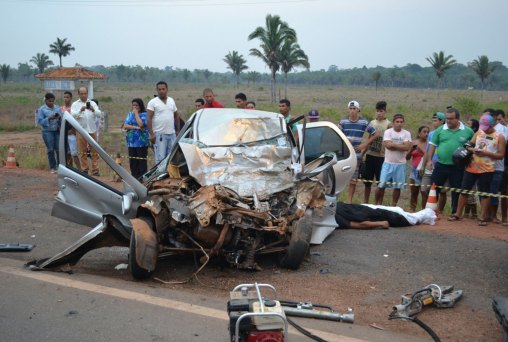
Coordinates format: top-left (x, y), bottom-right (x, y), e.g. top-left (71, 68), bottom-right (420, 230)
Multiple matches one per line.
top-left (147, 81), bottom-right (180, 163)
top-left (375, 113), bottom-right (412, 206)
top-left (71, 86), bottom-right (102, 176)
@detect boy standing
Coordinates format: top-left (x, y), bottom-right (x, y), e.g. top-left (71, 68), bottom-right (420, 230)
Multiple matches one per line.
top-left (338, 100), bottom-right (376, 203)
top-left (363, 101), bottom-right (390, 203)
top-left (375, 114), bottom-right (412, 206)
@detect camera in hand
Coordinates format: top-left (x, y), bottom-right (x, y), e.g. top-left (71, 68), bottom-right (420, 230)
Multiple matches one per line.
top-left (86, 101), bottom-right (91, 109)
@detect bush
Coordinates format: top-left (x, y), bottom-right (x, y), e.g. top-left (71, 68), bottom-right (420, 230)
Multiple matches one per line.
top-left (453, 96), bottom-right (482, 119)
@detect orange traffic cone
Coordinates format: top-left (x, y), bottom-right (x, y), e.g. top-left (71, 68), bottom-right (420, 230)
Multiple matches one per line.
top-left (4, 145), bottom-right (18, 169)
top-left (425, 183), bottom-right (438, 211)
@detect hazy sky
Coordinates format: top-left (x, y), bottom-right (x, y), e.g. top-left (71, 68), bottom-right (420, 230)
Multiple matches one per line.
top-left (1, 0), bottom-right (507, 73)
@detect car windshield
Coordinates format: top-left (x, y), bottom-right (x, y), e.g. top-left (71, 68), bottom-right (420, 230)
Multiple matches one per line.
top-left (195, 109), bottom-right (286, 146)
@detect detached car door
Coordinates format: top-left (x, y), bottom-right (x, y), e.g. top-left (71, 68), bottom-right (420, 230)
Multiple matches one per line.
top-left (52, 113), bottom-right (147, 228)
top-left (298, 121), bottom-right (356, 195)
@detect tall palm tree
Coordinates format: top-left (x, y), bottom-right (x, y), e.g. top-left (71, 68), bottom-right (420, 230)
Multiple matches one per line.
top-left (372, 71), bottom-right (381, 94)
top-left (223, 50), bottom-right (249, 86)
top-left (49, 37), bottom-right (75, 67)
top-left (279, 38), bottom-right (309, 99)
top-left (248, 14), bottom-right (296, 102)
top-left (30, 53), bottom-right (54, 73)
top-left (469, 55), bottom-right (496, 91)
top-left (0, 64), bottom-right (10, 83)
top-left (426, 51), bottom-right (456, 89)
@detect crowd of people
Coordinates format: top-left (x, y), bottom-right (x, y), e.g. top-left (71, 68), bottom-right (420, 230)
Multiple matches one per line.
top-left (336, 99), bottom-right (507, 227)
top-left (36, 82), bottom-right (508, 227)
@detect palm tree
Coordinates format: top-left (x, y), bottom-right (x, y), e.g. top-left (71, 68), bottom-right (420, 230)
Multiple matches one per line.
top-left (223, 50), bottom-right (249, 86)
top-left (426, 51), bottom-right (456, 89)
top-left (0, 64), bottom-right (10, 83)
top-left (248, 14), bottom-right (296, 102)
top-left (49, 37), bottom-right (75, 67)
top-left (469, 55), bottom-right (496, 91)
top-left (30, 53), bottom-right (54, 73)
top-left (279, 38), bottom-right (309, 98)
top-left (372, 71), bottom-right (381, 94)
top-left (246, 71), bottom-right (261, 85)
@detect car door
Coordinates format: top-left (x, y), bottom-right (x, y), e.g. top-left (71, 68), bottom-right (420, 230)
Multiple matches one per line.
top-left (298, 121), bottom-right (356, 196)
top-left (52, 113), bottom-right (147, 228)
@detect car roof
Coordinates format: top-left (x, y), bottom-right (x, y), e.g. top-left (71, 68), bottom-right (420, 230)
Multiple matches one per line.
top-left (194, 108), bottom-right (287, 145)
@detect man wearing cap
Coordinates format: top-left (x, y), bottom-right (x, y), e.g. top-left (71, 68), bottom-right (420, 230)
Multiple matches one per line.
top-left (339, 100), bottom-right (377, 204)
top-left (450, 114), bottom-right (505, 226)
top-left (363, 101), bottom-right (391, 204)
top-left (308, 109), bottom-right (320, 122)
top-left (374, 114), bottom-right (412, 206)
top-left (420, 111), bottom-right (448, 212)
top-left (426, 108), bottom-right (474, 216)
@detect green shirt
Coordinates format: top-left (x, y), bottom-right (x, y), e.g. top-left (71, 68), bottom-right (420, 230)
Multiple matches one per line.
top-left (430, 122), bottom-right (474, 165)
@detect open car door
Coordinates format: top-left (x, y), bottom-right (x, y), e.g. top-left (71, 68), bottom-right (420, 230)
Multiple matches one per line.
top-left (298, 121), bottom-right (356, 196)
top-left (52, 112), bottom-right (148, 229)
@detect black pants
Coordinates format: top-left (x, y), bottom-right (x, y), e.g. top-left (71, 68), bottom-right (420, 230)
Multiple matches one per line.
top-left (335, 202), bottom-right (410, 228)
top-left (128, 146), bottom-right (148, 179)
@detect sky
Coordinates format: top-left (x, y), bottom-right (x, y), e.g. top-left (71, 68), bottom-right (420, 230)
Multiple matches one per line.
top-left (1, 0), bottom-right (507, 73)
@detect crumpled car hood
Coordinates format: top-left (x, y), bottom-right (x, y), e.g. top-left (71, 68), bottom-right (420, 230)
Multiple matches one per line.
top-left (179, 136), bottom-right (294, 198)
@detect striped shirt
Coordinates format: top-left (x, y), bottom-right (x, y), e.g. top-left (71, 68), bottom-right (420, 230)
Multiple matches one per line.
top-left (338, 117), bottom-right (376, 148)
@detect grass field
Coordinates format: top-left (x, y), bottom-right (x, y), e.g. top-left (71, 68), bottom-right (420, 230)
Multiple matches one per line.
top-left (1, 82), bottom-right (508, 209)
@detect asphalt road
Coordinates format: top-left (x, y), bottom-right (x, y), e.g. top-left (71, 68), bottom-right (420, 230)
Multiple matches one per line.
top-left (1, 168), bottom-right (507, 341)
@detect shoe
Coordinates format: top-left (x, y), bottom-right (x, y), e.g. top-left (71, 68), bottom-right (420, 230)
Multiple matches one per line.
top-left (478, 220), bottom-right (488, 227)
top-left (447, 214), bottom-right (462, 221)
top-left (50, 169), bottom-right (57, 174)
top-left (92, 172), bottom-right (100, 177)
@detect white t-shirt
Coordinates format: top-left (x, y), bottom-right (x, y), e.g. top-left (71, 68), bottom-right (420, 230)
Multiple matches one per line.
top-left (494, 123), bottom-right (508, 171)
top-left (147, 96), bottom-right (178, 134)
top-left (383, 128), bottom-right (412, 164)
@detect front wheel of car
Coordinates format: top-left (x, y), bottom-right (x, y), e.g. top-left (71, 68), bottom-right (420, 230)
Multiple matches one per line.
top-left (129, 218), bottom-right (158, 279)
top-left (279, 209), bottom-right (313, 270)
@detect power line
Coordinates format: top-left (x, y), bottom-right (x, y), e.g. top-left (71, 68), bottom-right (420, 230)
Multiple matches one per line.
top-left (9, 0), bottom-right (318, 7)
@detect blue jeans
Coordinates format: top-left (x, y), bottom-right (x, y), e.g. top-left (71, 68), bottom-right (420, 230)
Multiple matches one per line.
top-left (42, 130), bottom-right (59, 170)
top-left (488, 170), bottom-right (503, 206)
top-left (154, 132), bottom-right (176, 164)
top-left (430, 162), bottom-right (464, 214)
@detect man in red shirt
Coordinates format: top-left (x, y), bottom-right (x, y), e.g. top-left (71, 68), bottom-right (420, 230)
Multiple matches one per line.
top-left (203, 88), bottom-right (224, 108)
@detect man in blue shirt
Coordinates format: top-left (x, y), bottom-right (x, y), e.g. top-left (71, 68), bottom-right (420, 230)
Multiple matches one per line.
top-left (37, 93), bottom-right (62, 173)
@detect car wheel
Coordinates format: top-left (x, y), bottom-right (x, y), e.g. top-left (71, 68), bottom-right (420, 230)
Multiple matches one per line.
top-left (279, 209), bottom-right (313, 270)
top-left (129, 218), bottom-right (157, 279)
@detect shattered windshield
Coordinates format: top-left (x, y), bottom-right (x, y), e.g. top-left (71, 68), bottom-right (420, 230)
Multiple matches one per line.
top-left (196, 112), bottom-right (285, 146)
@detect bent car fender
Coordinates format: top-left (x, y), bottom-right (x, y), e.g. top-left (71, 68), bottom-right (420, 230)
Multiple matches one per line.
top-left (131, 218), bottom-right (158, 272)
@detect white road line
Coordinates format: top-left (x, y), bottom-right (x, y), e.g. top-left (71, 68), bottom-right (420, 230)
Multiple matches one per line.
top-left (0, 259), bottom-right (367, 342)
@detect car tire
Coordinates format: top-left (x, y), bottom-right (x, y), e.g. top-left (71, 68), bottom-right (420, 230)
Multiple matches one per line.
top-left (279, 209), bottom-right (313, 270)
top-left (129, 222), bottom-right (156, 279)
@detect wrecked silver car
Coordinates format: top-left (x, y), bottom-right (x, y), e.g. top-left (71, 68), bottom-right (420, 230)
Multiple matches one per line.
top-left (33, 108), bottom-right (355, 279)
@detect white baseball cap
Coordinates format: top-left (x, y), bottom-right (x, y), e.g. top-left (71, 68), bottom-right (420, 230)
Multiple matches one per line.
top-left (348, 100), bottom-right (360, 110)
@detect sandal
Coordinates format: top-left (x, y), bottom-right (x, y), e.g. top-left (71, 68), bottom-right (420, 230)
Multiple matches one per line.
top-left (478, 220), bottom-right (488, 227)
top-left (447, 215), bottom-right (462, 221)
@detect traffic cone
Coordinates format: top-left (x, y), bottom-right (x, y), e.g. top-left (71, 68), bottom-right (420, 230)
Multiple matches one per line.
top-left (4, 145), bottom-right (18, 169)
top-left (425, 183), bottom-right (438, 211)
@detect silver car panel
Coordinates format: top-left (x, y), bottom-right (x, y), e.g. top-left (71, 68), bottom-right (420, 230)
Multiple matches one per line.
top-left (52, 112), bottom-right (148, 228)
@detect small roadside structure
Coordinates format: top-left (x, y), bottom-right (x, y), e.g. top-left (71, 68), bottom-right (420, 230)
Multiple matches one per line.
top-left (35, 67), bottom-right (107, 99)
